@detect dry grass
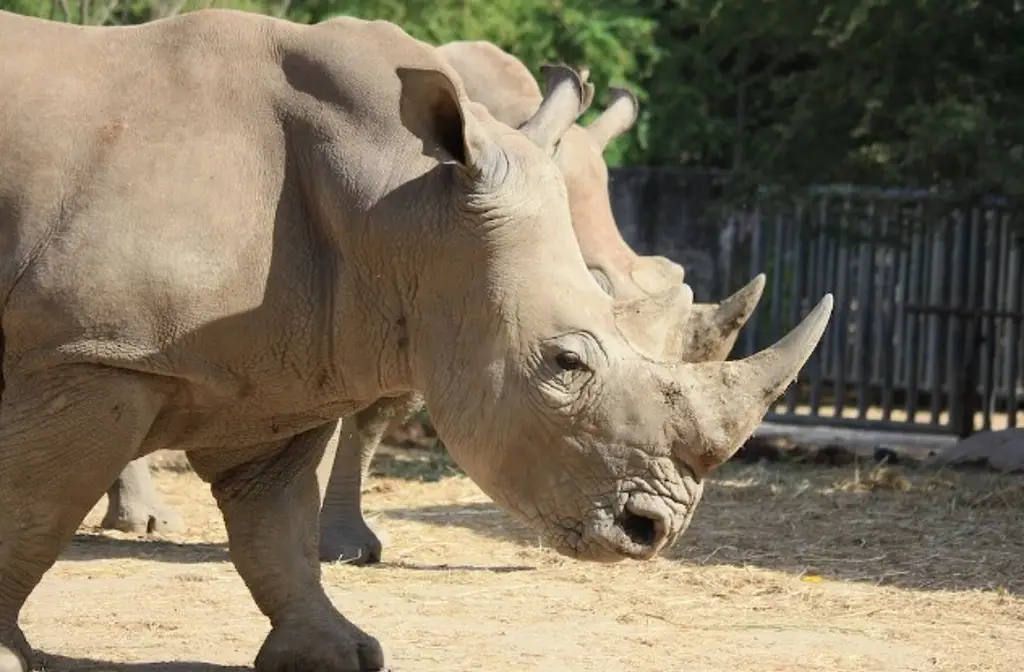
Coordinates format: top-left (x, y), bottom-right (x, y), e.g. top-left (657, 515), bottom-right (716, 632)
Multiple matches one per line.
top-left (22, 448), bottom-right (1024, 672)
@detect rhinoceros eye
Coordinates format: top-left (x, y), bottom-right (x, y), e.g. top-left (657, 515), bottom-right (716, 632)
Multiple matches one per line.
top-left (555, 351), bottom-right (588, 372)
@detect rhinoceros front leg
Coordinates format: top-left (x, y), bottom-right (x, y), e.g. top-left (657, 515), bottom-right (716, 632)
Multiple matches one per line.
top-left (0, 367), bottom-right (163, 672)
top-left (190, 421), bottom-right (386, 672)
top-left (101, 456), bottom-right (185, 534)
top-left (318, 393), bottom-right (423, 564)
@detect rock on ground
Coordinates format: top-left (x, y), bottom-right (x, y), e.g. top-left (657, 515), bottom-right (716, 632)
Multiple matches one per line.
top-left (929, 427), bottom-right (1024, 472)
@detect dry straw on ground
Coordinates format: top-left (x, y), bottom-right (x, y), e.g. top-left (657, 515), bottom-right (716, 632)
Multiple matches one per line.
top-left (23, 445), bottom-right (1024, 671)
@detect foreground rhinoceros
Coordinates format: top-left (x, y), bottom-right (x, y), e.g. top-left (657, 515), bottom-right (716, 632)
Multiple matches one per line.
top-left (0, 10), bottom-right (833, 670)
top-left (99, 39), bottom-right (771, 560)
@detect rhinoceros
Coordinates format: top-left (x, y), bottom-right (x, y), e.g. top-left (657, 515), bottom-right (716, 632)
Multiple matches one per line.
top-left (100, 40), bottom-right (771, 565)
top-left (315, 41), bottom-right (771, 563)
top-left (0, 9), bottom-right (831, 671)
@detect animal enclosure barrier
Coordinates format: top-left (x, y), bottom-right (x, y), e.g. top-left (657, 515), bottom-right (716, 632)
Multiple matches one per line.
top-left (608, 170), bottom-right (1024, 436)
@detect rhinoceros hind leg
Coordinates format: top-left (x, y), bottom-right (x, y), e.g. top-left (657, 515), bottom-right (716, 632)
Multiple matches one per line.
top-left (101, 456), bottom-right (185, 534)
top-left (190, 421), bottom-right (386, 672)
top-left (318, 394), bottom-right (422, 565)
top-left (0, 367), bottom-right (164, 672)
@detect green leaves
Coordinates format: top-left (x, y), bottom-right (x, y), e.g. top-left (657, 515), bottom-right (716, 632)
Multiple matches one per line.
top-left (6, 0), bottom-right (1024, 202)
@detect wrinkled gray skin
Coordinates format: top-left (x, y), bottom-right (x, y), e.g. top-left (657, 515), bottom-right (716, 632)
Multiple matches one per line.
top-left (104, 41), bottom-right (771, 566)
top-left (0, 10), bottom-right (832, 671)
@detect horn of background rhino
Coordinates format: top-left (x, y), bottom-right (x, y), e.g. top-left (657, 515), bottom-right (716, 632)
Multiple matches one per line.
top-left (585, 87), bottom-right (640, 150)
top-left (519, 64), bottom-right (594, 150)
top-left (672, 294), bottom-right (833, 471)
top-left (713, 273), bottom-right (766, 332)
top-left (677, 274), bottom-right (767, 363)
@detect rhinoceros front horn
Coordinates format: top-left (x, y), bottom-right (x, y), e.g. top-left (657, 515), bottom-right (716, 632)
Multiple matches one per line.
top-left (715, 273), bottom-right (767, 332)
top-left (669, 294), bottom-right (833, 472)
top-left (519, 63), bottom-right (594, 151)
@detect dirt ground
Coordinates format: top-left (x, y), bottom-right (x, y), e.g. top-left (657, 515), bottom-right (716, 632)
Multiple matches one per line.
top-left (24, 446), bottom-right (1024, 672)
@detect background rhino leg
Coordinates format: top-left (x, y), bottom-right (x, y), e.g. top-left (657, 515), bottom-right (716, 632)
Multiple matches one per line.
top-left (188, 421), bottom-right (385, 672)
top-left (100, 456), bottom-right (185, 534)
top-left (318, 393), bottom-right (423, 565)
top-left (0, 367), bottom-right (163, 672)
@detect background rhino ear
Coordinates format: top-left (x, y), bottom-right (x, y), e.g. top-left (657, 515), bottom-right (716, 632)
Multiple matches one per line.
top-left (585, 87), bottom-right (640, 150)
top-left (396, 66), bottom-right (496, 177)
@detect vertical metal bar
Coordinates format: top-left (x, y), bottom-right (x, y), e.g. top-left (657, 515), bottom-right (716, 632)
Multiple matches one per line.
top-left (996, 215), bottom-right (1011, 417)
top-left (831, 199), bottom-right (851, 418)
top-left (945, 213), bottom-right (967, 430)
top-left (961, 210), bottom-right (984, 435)
top-left (856, 200), bottom-right (876, 419)
top-left (821, 200), bottom-right (837, 382)
top-left (809, 200), bottom-right (827, 415)
top-left (880, 205), bottom-right (898, 421)
top-left (905, 213), bottom-right (924, 424)
top-left (744, 205), bottom-right (764, 356)
top-left (893, 204), bottom-right (910, 396)
top-left (1007, 228), bottom-right (1022, 428)
top-left (926, 218), bottom-right (945, 425)
top-left (768, 212), bottom-right (786, 343)
top-left (917, 209), bottom-right (935, 422)
top-left (785, 203), bottom-right (806, 414)
top-left (870, 213), bottom-right (887, 394)
top-left (980, 209), bottom-right (998, 431)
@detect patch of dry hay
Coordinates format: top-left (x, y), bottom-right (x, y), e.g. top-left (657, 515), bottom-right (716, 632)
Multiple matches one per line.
top-left (44, 451), bottom-right (1024, 671)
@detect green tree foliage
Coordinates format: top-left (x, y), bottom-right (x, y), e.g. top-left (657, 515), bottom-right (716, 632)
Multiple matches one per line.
top-left (646, 0), bottom-right (1024, 202)
top-left (2, 0), bottom-right (1023, 202)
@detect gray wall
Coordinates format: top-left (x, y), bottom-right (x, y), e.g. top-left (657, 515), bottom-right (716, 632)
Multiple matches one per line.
top-left (607, 167), bottom-right (751, 302)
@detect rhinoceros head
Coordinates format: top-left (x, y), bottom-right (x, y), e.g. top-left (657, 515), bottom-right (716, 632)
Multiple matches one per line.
top-left (552, 88), bottom-right (687, 302)
top-left (400, 63), bottom-right (833, 562)
top-left (434, 41), bottom-right (765, 363)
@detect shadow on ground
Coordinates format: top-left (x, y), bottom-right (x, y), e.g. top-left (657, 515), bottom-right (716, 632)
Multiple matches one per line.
top-left (59, 535), bottom-right (228, 564)
top-left (377, 460), bottom-right (1024, 595)
top-left (37, 653), bottom-right (248, 671)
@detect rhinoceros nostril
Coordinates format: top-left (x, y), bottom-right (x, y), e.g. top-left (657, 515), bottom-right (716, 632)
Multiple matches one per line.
top-left (615, 510), bottom-right (659, 548)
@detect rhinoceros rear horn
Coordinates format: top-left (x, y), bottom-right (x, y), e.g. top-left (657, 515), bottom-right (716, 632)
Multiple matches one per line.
top-left (519, 64), bottom-right (594, 151)
top-left (586, 87), bottom-right (640, 150)
top-left (671, 294), bottom-right (833, 471)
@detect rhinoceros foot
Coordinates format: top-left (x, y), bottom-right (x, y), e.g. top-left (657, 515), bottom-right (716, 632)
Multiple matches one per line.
top-left (255, 615), bottom-right (386, 672)
top-left (318, 517), bottom-right (384, 565)
top-left (101, 458), bottom-right (186, 535)
top-left (101, 494), bottom-right (185, 535)
top-left (0, 626), bottom-right (31, 672)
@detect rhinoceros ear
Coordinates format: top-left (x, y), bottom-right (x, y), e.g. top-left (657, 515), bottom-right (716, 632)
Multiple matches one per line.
top-left (519, 64), bottom-right (594, 152)
top-left (585, 87), bottom-right (639, 151)
top-left (396, 66), bottom-right (497, 178)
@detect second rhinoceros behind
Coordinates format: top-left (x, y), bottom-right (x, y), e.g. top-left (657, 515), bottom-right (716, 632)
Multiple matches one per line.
top-left (0, 8), bottom-right (832, 672)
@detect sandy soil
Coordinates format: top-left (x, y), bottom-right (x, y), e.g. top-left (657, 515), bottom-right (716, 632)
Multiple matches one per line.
top-left (23, 448), bottom-right (1024, 672)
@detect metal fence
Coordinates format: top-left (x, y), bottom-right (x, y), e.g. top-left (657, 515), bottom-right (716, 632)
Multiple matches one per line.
top-left (712, 187), bottom-right (1024, 436)
top-left (602, 168), bottom-right (1024, 438)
